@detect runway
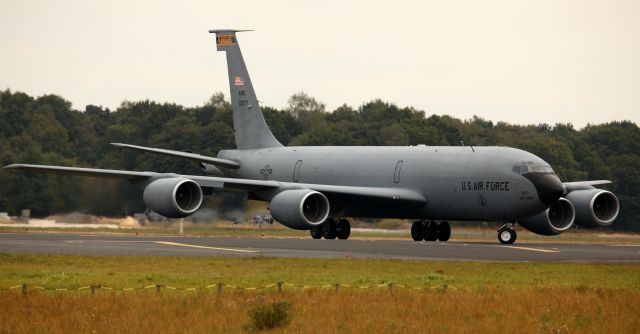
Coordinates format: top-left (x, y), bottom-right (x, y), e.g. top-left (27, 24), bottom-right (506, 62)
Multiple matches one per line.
top-left (0, 232), bottom-right (639, 262)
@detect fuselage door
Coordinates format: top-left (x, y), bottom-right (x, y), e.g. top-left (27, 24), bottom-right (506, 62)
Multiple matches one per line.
top-left (293, 160), bottom-right (302, 182)
top-left (394, 160), bottom-right (403, 183)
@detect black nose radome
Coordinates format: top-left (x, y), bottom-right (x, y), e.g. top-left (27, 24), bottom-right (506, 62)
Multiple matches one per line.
top-left (523, 172), bottom-right (564, 205)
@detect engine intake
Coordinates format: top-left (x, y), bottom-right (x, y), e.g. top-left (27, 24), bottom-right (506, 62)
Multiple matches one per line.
top-left (143, 178), bottom-right (203, 218)
top-left (269, 189), bottom-right (330, 230)
top-left (565, 189), bottom-right (619, 227)
top-left (519, 198), bottom-right (575, 236)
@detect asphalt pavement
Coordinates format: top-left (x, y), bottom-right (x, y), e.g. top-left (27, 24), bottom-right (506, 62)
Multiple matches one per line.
top-left (1, 232), bottom-right (639, 262)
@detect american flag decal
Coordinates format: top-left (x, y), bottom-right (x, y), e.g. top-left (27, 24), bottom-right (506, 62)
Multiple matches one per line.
top-left (234, 76), bottom-right (245, 86)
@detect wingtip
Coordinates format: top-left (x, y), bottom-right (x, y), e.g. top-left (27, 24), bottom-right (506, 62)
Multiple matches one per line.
top-left (4, 164), bottom-right (21, 169)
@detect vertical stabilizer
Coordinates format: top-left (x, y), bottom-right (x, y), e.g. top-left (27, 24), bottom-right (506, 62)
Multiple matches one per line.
top-left (209, 29), bottom-right (282, 150)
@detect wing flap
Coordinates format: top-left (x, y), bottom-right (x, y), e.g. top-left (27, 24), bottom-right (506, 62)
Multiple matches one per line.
top-left (186, 175), bottom-right (279, 191)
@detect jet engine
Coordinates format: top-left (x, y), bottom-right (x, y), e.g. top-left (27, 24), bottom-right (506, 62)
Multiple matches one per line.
top-left (519, 198), bottom-right (575, 236)
top-left (143, 178), bottom-right (203, 218)
top-left (269, 189), bottom-right (330, 230)
top-left (565, 189), bottom-right (619, 227)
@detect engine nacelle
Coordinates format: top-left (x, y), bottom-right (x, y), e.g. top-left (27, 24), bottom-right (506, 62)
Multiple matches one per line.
top-left (565, 189), bottom-right (619, 227)
top-left (519, 198), bottom-right (575, 236)
top-left (269, 189), bottom-right (330, 230)
top-left (143, 178), bottom-right (203, 218)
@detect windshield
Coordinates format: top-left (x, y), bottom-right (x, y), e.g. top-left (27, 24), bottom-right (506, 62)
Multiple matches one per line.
top-left (513, 164), bottom-right (554, 174)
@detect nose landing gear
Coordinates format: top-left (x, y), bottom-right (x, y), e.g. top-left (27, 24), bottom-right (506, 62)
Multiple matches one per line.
top-left (497, 223), bottom-right (517, 244)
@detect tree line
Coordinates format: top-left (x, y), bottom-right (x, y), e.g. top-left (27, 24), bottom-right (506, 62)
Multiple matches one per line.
top-left (0, 90), bottom-right (638, 231)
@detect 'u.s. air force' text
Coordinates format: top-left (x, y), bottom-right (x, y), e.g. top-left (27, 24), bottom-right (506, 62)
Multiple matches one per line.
top-left (462, 181), bottom-right (510, 191)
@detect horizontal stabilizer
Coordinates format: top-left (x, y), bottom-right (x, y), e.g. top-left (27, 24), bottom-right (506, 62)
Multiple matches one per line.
top-left (110, 143), bottom-right (240, 169)
top-left (563, 180), bottom-right (612, 193)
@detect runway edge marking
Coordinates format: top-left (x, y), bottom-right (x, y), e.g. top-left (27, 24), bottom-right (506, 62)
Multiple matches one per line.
top-left (153, 241), bottom-right (259, 253)
top-left (501, 245), bottom-right (560, 253)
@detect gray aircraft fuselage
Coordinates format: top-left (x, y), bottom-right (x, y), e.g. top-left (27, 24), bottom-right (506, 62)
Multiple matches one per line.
top-left (218, 145), bottom-right (559, 222)
top-left (203, 29), bottom-right (564, 224)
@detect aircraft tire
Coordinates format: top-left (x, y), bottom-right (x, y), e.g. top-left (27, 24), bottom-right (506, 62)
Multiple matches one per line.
top-left (424, 221), bottom-right (438, 241)
top-left (437, 221), bottom-right (451, 242)
top-left (336, 219), bottom-right (351, 240)
top-left (310, 225), bottom-right (323, 239)
top-left (322, 218), bottom-right (337, 239)
top-left (411, 221), bottom-right (424, 241)
top-left (498, 227), bottom-right (517, 244)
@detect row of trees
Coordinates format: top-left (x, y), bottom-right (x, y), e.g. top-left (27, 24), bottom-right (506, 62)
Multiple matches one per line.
top-left (0, 90), bottom-right (638, 230)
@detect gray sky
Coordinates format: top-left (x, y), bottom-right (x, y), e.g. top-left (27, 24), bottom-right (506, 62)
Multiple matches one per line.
top-left (1, 0), bottom-right (638, 128)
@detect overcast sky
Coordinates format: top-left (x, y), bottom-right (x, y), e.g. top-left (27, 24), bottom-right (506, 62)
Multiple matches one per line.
top-left (1, 0), bottom-right (638, 128)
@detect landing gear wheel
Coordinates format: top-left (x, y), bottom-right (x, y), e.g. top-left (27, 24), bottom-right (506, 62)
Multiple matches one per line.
top-left (336, 219), bottom-right (351, 240)
top-left (310, 225), bottom-right (322, 239)
top-left (322, 218), bottom-right (337, 239)
top-left (424, 221), bottom-right (438, 241)
top-left (437, 221), bottom-right (451, 242)
top-left (498, 226), bottom-right (517, 244)
top-left (411, 221), bottom-right (424, 241)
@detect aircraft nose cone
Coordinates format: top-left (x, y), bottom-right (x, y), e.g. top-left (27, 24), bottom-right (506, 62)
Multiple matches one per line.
top-left (523, 173), bottom-right (564, 205)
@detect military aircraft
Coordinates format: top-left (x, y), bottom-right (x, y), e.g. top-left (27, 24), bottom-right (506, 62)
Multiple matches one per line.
top-left (5, 29), bottom-right (620, 244)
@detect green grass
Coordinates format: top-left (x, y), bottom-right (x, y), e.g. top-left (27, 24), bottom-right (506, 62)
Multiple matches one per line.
top-left (1, 253), bottom-right (639, 291)
top-left (1, 254), bottom-right (639, 333)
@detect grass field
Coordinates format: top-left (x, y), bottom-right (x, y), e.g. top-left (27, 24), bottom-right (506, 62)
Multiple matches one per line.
top-left (1, 254), bottom-right (639, 333)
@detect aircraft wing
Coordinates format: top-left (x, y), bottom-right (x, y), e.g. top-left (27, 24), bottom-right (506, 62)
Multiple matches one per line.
top-left (110, 143), bottom-right (240, 169)
top-left (4, 164), bottom-right (426, 206)
top-left (189, 175), bottom-right (425, 205)
top-left (3, 164), bottom-right (154, 180)
top-left (3, 164), bottom-right (278, 190)
top-left (563, 180), bottom-right (612, 193)
top-left (298, 183), bottom-right (426, 204)
top-left (185, 175), bottom-right (279, 191)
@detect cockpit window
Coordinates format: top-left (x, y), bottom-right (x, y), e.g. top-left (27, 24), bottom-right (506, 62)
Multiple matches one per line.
top-left (531, 165), bottom-right (554, 173)
top-left (513, 164), bottom-right (554, 174)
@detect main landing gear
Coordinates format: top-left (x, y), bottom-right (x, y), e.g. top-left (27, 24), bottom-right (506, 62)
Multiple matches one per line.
top-left (497, 223), bottom-right (517, 244)
top-left (411, 221), bottom-right (450, 242)
top-left (310, 218), bottom-right (351, 240)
